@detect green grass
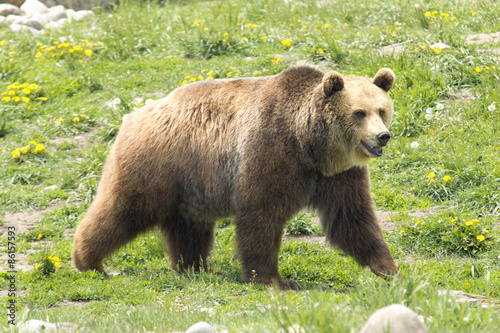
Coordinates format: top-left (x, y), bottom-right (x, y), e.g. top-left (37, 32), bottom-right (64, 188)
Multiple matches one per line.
top-left (1, 0), bottom-right (500, 331)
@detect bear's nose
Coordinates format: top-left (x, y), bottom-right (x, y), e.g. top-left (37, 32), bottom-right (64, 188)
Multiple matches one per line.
top-left (376, 132), bottom-right (391, 146)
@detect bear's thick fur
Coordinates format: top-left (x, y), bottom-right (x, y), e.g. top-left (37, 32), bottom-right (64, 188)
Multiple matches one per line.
top-left (73, 66), bottom-right (398, 290)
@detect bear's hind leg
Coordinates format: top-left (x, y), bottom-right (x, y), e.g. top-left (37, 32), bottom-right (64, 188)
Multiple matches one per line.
top-left (161, 216), bottom-right (215, 273)
top-left (73, 198), bottom-right (154, 273)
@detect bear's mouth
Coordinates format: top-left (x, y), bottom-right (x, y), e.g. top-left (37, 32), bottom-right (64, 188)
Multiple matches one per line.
top-left (362, 141), bottom-right (383, 157)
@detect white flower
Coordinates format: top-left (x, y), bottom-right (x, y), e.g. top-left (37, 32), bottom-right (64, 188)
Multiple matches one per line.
top-left (411, 142), bottom-right (419, 149)
top-left (425, 114), bottom-right (433, 120)
top-left (488, 103), bottom-right (496, 111)
top-left (133, 97), bottom-right (144, 105)
top-left (426, 108), bottom-right (433, 113)
top-left (106, 97), bottom-right (122, 110)
top-left (436, 103), bottom-right (444, 110)
top-left (145, 99), bottom-right (154, 105)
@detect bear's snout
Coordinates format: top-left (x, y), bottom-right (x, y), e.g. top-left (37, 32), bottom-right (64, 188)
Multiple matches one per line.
top-left (376, 132), bottom-right (391, 146)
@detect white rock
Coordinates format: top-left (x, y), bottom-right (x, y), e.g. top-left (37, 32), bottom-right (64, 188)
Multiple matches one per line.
top-left (72, 10), bottom-right (93, 21)
top-left (43, 185), bottom-right (60, 192)
top-left (9, 23), bottom-right (44, 35)
top-left (0, 4), bottom-right (23, 16)
top-left (185, 322), bottom-right (217, 333)
top-left (46, 5), bottom-right (67, 21)
top-left (360, 304), bottom-right (429, 333)
top-left (65, 8), bottom-right (76, 20)
top-left (21, 0), bottom-right (49, 16)
top-left (6, 14), bottom-right (24, 24)
top-left (31, 13), bottom-right (49, 24)
top-left (45, 20), bottom-right (64, 30)
top-left (0, 16), bottom-right (6, 25)
top-left (19, 319), bottom-right (78, 333)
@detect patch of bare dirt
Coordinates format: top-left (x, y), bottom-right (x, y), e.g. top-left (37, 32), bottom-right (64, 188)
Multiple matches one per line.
top-left (465, 32), bottom-right (500, 45)
top-left (445, 89), bottom-right (476, 103)
top-left (48, 300), bottom-right (91, 309)
top-left (438, 290), bottom-right (500, 309)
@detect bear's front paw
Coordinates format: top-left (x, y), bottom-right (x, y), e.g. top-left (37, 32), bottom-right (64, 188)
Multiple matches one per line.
top-left (277, 277), bottom-right (302, 291)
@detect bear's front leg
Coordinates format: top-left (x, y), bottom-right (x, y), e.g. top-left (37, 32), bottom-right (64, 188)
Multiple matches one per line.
top-left (234, 155), bottom-right (311, 290)
top-left (314, 166), bottom-right (398, 277)
top-left (235, 209), bottom-right (301, 290)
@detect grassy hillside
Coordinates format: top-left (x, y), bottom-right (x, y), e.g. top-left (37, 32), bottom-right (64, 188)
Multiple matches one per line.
top-left (1, 0), bottom-right (499, 331)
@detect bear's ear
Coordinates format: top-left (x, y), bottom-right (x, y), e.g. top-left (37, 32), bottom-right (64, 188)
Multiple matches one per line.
top-left (372, 68), bottom-right (395, 92)
top-left (322, 71), bottom-right (344, 98)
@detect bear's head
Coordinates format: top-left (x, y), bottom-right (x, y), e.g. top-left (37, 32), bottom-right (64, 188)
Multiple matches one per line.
top-left (304, 68), bottom-right (395, 175)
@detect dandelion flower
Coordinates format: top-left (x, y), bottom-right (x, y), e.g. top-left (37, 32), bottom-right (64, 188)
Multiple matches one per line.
top-left (22, 97), bottom-right (30, 102)
top-left (475, 66), bottom-right (482, 73)
top-left (35, 52), bottom-right (43, 58)
top-left (145, 99), bottom-right (154, 105)
top-left (324, 23), bottom-right (330, 28)
top-left (281, 39), bottom-right (292, 47)
top-left (35, 264), bottom-right (42, 270)
top-left (21, 146), bottom-right (29, 154)
top-left (84, 49), bottom-right (93, 56)
top-left (261, 36), bottom-right (267, 41)
top-left (55, 119), bottom-right (64, 124)
top-left (436, 103), bottom-right (444, 110)
top-left (410, 142), bottom-right (419, 149)
top-left (476, 235), bottom-right (485, 242)
top-left (37, 234), bottom-right (43, 239)
top-left (483, 229), bottom-right (489, 233)
top-left (488, 103), bottom-right (496, 111)
top-left (443, 175), bottom-right (451, 182)
top-left (23, 88), bottom-right (31, 95)
top-left (425, 114), bottom-right (432, 120)
top-left (2, 96), bottom-right (11, 102)
top-left (35, 143), bottom-right (45, 153)
top-left (73, 117), bottom-right (80, 122)
top-left (12, 149), bottom-right (21, 159)
top-left (466, 221), bottom-right (473, 226)
top-left (428, 172), bottom-right (435, 180)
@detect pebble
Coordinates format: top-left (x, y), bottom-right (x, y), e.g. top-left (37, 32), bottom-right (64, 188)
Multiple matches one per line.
top-left (1, 0), bottom-right (95, 34)
top-left (360, 304), bottom-right (429, 333)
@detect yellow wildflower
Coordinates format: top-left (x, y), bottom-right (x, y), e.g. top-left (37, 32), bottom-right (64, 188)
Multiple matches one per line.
top-left (0, 40), bottom-right (7, 46)
top-left (21, 146), bottom-right (30, 154)
top-left (324, 23), bottom-right (330, 28)
top-left (427, 172), bottom-right (435, 180)
top-left (37, 234), bottom-right (43, 239)
top-left (23, 88), bottom-right (31, 95)
top-left (35, 52), bottom-right (43, 58)
top-left (35, 143), bottom-right (45, 153)
top-left (39, 97), bottom-right (48, 101)
top-left (35, 264), bottom-right (42, 270)
top-left (8, 90), bottom-right (16, 95)
top-left (261, 36), bottom-right (267, 41)
top-left (476, 66), bottom-right (482, 73)
top-left (12, 149), bottom-right (21, 159)
top-left (29, 141), bottom-right (37, 145)
top-left (55, 119), bottom-right (64, 124)
top-left (476, 235), bottom-right (485, 242)
top-left (281, 39), bottom-right (292, 47)
top-left (466, 221), bottom-right (473, 226)
top-left (433, 46), bottom-right (441, 54)
top-left (443, 175), bottom-right (451, 182)
top-left (2, 96), bottom-right (11, 102)
top-left (73, 117), bottom-right (80, 122)
top-left (85, 49), bottom-right (93, 56)
top-left (22, 97), bottom-right (30, 102)
top-left (29, 84), bottom-right (39, 90)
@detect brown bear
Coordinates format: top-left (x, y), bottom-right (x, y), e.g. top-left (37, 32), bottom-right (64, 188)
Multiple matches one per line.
top-left (73, 66), bottom-right (399, 290)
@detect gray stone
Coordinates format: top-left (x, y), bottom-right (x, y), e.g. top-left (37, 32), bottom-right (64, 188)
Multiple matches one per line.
top-left (0, 3), bottom-right (23, 16)
top-left (21, 18), bottom-right (43, 29)
top-left (20, 0), bottom-right (49, 16)
top-left (2, 1), bottom-right (26, 8)
top-left (69, 9), bottom-right (93, 21)
top-left (185, 322), bottom-right (217, 333)
top-left (360, 304), bottom-right (429, 333)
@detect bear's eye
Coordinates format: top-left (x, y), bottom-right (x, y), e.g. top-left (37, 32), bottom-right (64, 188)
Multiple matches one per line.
top-left (355, 111), bottom-right (366, 118)
top-left (379, 110), bottom-right (385, 117)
